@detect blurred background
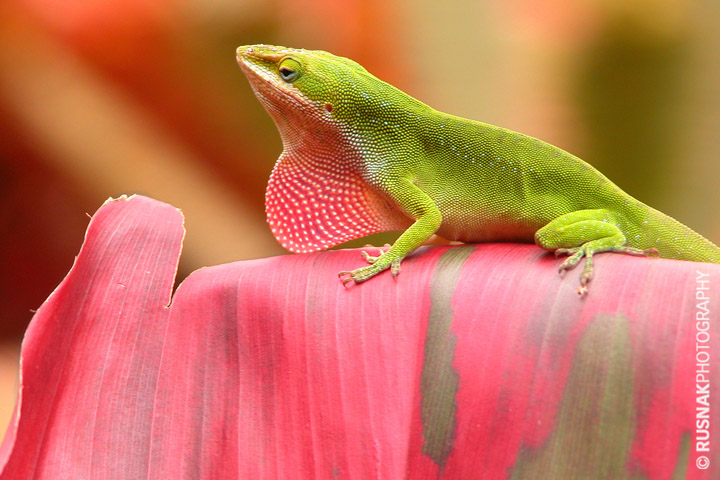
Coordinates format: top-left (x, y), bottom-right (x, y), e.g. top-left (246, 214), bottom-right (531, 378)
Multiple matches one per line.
top-left (1, 0), bottom-right (719, 440)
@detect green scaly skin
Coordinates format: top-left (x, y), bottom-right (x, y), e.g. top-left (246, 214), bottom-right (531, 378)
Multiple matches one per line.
top-left (236, 44), bottom-right (720, 294)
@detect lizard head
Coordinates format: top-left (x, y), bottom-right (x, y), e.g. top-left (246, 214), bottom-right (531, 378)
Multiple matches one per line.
top-left (237, 45), bottom-right (359, 128)
top-left (236, 44), bottom-right (396, 145)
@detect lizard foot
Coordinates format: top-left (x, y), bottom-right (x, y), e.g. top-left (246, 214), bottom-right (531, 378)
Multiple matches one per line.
top-left (338, 266), bottom-right (375, 286)
top-left (554, 244), bottom-right (656, 296)
top-left (555, 246), bottom-right (595, 296)
top-left (338, 252), bottom-right (401, 287)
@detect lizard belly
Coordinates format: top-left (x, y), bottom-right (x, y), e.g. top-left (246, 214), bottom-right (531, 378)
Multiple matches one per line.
top-left (436, 206), bottom-right (540, 244)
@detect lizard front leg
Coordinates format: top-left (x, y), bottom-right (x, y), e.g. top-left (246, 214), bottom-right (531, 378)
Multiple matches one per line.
top-left (534, 209), bottom-right (658, 295)
top-left (339, 178), bottom-right (442, 285)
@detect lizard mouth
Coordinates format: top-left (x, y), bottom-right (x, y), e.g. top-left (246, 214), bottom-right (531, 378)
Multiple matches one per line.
top-left (236, 53), bottom-right (307, 110)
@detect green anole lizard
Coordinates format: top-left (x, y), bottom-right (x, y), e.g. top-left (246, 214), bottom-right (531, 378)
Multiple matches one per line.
top-left (236, 44), bottom-right (720, 294)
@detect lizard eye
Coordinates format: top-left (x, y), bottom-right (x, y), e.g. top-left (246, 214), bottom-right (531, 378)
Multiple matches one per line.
top-left (278, 58), bottom-right (302, 83)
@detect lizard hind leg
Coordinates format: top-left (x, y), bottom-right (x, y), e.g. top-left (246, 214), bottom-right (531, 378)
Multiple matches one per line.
top-left (534, 209), bottom-right (656, 294)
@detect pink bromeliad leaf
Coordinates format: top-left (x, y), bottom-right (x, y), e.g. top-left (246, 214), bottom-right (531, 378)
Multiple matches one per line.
top-left (0, 195), bottom-right (717, 479)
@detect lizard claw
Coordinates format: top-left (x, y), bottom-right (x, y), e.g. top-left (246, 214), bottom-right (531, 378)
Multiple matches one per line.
top-left (390, 259), bottom-right (401, 277)
top-left (338, 271), bottom-right (355, 287)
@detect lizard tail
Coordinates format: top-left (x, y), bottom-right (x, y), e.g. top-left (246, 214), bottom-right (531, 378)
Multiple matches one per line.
top-left (639, 206), bottom-right (720, 263)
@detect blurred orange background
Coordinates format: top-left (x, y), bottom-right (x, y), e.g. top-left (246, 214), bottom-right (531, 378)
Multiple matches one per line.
top-left (1, 0), bottom-right (719, 441)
